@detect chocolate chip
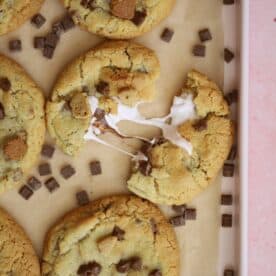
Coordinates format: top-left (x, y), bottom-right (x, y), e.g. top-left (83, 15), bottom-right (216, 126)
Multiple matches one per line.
top-left (116, 259), bottom-right (131, 273)
top-left (0, 103), bottom-right (5, 120)
top-left (43, 46), bottom-right (55, 59)
top-left (27, 176), bottom-right (42, 191)
top-left (60, 165), bottom-right (76, 179)
top-left (93, 108), bottom-right (105, 120)
top-left (169, 215), bottom-right (185, 227)
top-left (225, 89), bottom-right (238, 105)
top-left (34, 37), bottom-right (45, 49)
top-left (150, 218), bottom-right (158, 235)
top-left (41, 144), bottom-right (55, 158)
top-left (0, 77), bottom-right (11, 91)
top-left (82, 85), bottom-right (89, 93)
top-left (76, 190), bottom-right (90, 206)
top-left (193, 44), bottom-right (206, 57)
top-left (224, 48), bottom-right (235, 63)
top-left (45, 32), bottom-right (59, 48)
top-left (139, 161), bottom-right (152, 176)
top-left (89, 161), bottom-right (102, 175)
top-left (80, 0), bottom-right (95, 10)
top-left (130, 257), bottom-right (142, 271)
top-left (61, 14), bottom-right (75, 31)
top-left (31, 13), bottom-right (46, 28)
top-left (185, 208), bottom-right (197, 220)
top-left (227, 145), bottom-right (237, 161)
top-left (149, 269), bottom-right (162, 276)
top-left (38, 163), bottom-right (51, 176)
top-left (160, 28), bottom-right (174, 43)
top-left (96, 81), bottom-right (109, 95)
top-left (19, 185), bottom-right (33, 200)
top-left (172, 204), bottom-right (186, 214)
top-left (132, 10), bottom-right (147, 26)
top-left (52, 21), bottom-right (64, 36)
top-left (223, 163), bottom-right (235, 177)
top-left (224, 269), bottom-right (235, 276)
top-left (221, 194), bottom-right (233, 205)
top-left (45, 177), bottom-right (60, 193)
top-left (223, 0), bottom-right (235, 4)
top-left (9, 39), bottom-right (22, 51)
top-left (198, 28), bottom-right (212, 42)
top-left (222, 214), bottom-right (232, 227)
top-left (77, 261), bottom-right (102, 275)
top-left (112, 226), bottom-right (125, 241)
top-left (193, 119), bottom-right (207, 131)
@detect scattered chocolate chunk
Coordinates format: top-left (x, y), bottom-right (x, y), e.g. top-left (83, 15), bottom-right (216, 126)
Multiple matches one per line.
top-left (193, 44), bottom-right (206, 57)
top-left (132, 10), bottom-right (147, 26)
top-left (45, 177), bottom-right (60, 193)
top-left (9, 39), bottom-right (22, 51)
top-left (61, 14), bottom-right (75, 31)
top-left (198, 28), bottom-right (212, 42)
top-left (93, 108), bottom-right (105, 120)
top-left (160, 28), bottom-right (174, 43)
top-left (60, 164), bottom-right (76, 179)
top-left (193, 119), bottom-right (207, 131)
top-left (116, 259), bottom-right (131, 273)
top-left (169, 215), bottom-right (185, 227)
top-left (90, 161), bottom-right (102, 175)
top-left (150, 218), bottom-right (158, 235)
top-left (149, 269), bottom-right (162, 276)
top-left (0, 103), bottom-right (5, 120)
top-left (0, 77), bottom-right (11, 91)
top-left (223, 163), bottom-right (235, 177)
top-left (27, 176), bottom-right (42, 191)
top-left (139, 161), bottom-right (152, 176)
top-left (130, 257), bottom-right (142, 271)
top-left (77, 261), bottom-right (102, 276)
top-left (41, 144), bottom-right (55, 158)
top-left (82, 85), bottom-right (89, 93)
top-left (112, 226), bottom-right (125, 241)
top-left (34, 37), bottom-right (45, 49)
top-left (224, 268), bottom-right (235, 276)
top-left (19, 185), bottom-right (33, 200)
top-left (96, 81), bottom-right (109, 95)
top-left (221, 194), bottom-right (233, 205)
top-left (185, 208), bottom-right (197, 220)
top-left (172, 204), bottom-right (186, 214)
top-left (225, 89), bottom-right (238, 105)
top-left (31, 13), bottom-right (46, 28)
top-left (222, 214), bottom-right (232, 227)
top-left (4, 136), bottom-right (27, 161)
top-left (52, 21), bottom-right (64, 36)
top-left (227, 145), bottom-right (237, 161)
top-left (76, 190), bottom-right (90, 206)
top-left (80, 0), bottom-right (95, 10)
top-left (38, 163), bottom-right (52, 176)
top-left (43, 46), bottom-right (55, 59)
top-left (223, 0), bottom-right (235, 4)
top-left (45, 32), bottom-right (59, 48)
top-left (224, 48), bottom-right (235, 63)
top-left (111, 0), bottom-right (136, 20)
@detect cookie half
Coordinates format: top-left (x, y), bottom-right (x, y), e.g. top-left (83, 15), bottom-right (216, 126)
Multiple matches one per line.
top-left (61, 0), bottom-right (175, 39)
top-left (0, 207), bottom-right (40, 275)
top-left (0, 0), bottom-right (44, 36)
top-left (0, 55), bottom-right (45, 193)
top-left (46, 40), bottom-right (160, 155)
top-left (127, 70), bottom-right (234, 205)
top-left (42, 195), bottom-right (179, 276)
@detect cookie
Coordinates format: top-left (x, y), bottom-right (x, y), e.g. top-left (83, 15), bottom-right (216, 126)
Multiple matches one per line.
top-left (0, 0), bottom-right (44, 36)
top-left (127, 70), bottom-right (234, 205)
top-left (0, 207), bottom-right (40, 275)
top-left (61, 0), bottom-right (175, 39)
top-left (42, 195), bottom-right (179, 276)
top-left (46, 40), bottom-right (160, 155)
top-left (0, 54), bottom-right (45, 193)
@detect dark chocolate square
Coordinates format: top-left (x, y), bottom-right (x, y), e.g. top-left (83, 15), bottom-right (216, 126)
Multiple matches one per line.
top-left (34, 37), bottom-right (45, 49)
top-left (132, 11), bottom-right (147, 26)
top-left (223, 0), bottom-right (235, 5)
top-left (185, 208), bottom-right (197, 220)
top-left (52, 21), bottom-right (64, 36)
top-left (89, 161), bottom-right (102, 175)
top-left (27, 176), bottom-right (42, 191)
top-left (76, 190), bottom-right (90, 206)
top-left (61, 14), bottom-right (75, 31)
top-left (222, 214), bottom-right (232, 227)
top-left (160, 28), bottom-right (174, 43)
top-left (38, 163), bottom-right (52, 176)
top-left (43, 46), bottom-right (55, 59)
top-left (45, 177), bottom-right (60, 193)
top-left (19, 185), bottom-right (33, 200)
top-left (198, 28), bottom-right (212, 42)
top-left (45, 32), bottom-right (59, 48)
top-left (31, 13), bottom-right (46, 28)
top-left (193, 44), bottom-right (206, 57)
top-left (60, 165), bottom-right (76, 179)
top-left (169, 215), bottom-right (185, 227)
top-left (221, 194), bottom-right (233, 205)
top-left (172, 204), bottom-right (186, 214)
top-left (224, 269), bottom-right (235, 276)
top-left (41, 144), bottom-right (55, 158)
top-left (223, 163), bottom-right (235, 177)
top-left (224, 48), bottom-right (235, 63)
top-left (9, 39), bottom-right (22, 51)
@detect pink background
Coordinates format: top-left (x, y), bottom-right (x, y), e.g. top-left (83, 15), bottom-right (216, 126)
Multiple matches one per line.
top-left (249, 0), bottom-right (276, 275)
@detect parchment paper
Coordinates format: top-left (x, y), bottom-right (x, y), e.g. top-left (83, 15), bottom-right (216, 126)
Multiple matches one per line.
top-left (0, 0), bottom-right (224, 275)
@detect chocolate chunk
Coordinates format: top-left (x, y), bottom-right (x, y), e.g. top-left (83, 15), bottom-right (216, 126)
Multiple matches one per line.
top-left (221, 194), bottom-right (233, 205)
top-left (43, 46), bottom-right (55, 59)
top-left (160, 28), bottom-right (174, 43)
top-left (139, 161), bottom-right (152, 176)
top-left (9, 39), bottom-right (22, 51)
top-left (198, 28), bottom-right (212, 42)
top-left (224, 269), bottom-right (235, 276)
top-left (27, 176), bottom-right (42, 191)
top-left (0, 77), bottom-right (11, 91)
top-left (169, 215), bottom-right (185, 227)
top-left (225, 89), bottom-right (238, 105)
top-left (4, 136), bottom-right (27, 161)
top-left (132, 10), bottom-right (147, 26)
top-left (82, 85), bottom-right (89, 93)
top-left (116, 259), bottom-right (131, 273)
top-left (223, 0), bottom-right (235, 4)
top-left (19, 185), bottom-right (33, 200)
top-left (130, 257), bottom-right (142, 271)
top-left (89, 161), bottom-right (102, 175)
top-left (31, 13), bottom-right (46, 28)
top-left (60, 164), bottom-right (76, 179)
top-left (61, 14), bottom-right (75, 31)
top-left (227, 145), bottom-right (237, 161)
top-left (96, 81), bottom-right (109, 95)
top-left (111, 0), bottom-right (136, 20)
top-left (45, 32), bottom-right (59, 48)
top-left (223, 163), bottom-right (235, 177)
top-left (224, 48), bottom-right (235, 63)
top-left (76, 190), bottom-right (90, 206)
top-left (52, 21), bottom-right (64, 36)
top-left (77, 261), bottom-right (102, 275)
top-left (185, 208), bottom-right (197, 220)
top-left (45, 177), bottom-right (60, 193)
top-left (80, 0), bottom-right (95, 10)
top-left (34, 37), bottom-right (45, 49)
top-left (38, 163), bottom-right (52, 176)
top-left (41, 144), bottom-right (55, 158)
top-left (193, 44), bottom-right (206, 57)
top-left (222, 214), bottom-right (232, 227)
top-left (112, 226), bottom-right (125, 241)
top-left (193, 119), bottom-right (207, 131)
top-left (149, 269), bottom-right (162, 276)
top-left (0, 103), bottom-right (5, 120)
top-left (172, 204), bottom-right (186, 214)
top-left (93, 108), bottom-right (105, 120)
top-left (150, 218), bottom-right (158, 235)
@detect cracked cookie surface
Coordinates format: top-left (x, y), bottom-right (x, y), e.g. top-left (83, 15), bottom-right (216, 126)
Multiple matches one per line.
top-left (42, 195), bottom-right (179, 276)
top-left (127, 70), bottom-right (234, 205)
top-left (0, 54), bottom-right (45, 193)
top-left (61, 0), bottom-right (175, 39)
top-left (0, 207), bottom-right (40, 276)
top-left (0, 0), bottom-right (44, 36)
top-left (46, 40), bottom-right (160, 155)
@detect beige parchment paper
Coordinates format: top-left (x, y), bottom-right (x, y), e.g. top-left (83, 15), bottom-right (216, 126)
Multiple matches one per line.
top-left (0, 0), bottom-right (224, 275)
